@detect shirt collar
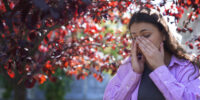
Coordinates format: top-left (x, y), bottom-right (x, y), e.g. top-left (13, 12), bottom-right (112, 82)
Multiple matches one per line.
top-left (168, 54), bottom-right (189, 68)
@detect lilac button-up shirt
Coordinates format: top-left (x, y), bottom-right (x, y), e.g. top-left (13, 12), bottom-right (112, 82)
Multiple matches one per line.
top-left (103, 54), bottom-right (200, 100)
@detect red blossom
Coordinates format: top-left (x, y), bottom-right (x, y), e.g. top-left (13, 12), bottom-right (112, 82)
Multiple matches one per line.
top-left (25, 77), bottom-right (36, 88)
top-left (49, 76), bottom-right (57, 82)
top-left (35, 74), bottom-right (47, 84)
top-left (187, 28), bottom-right (193, 33)
top-left (189, 43), bottom-right (194, 49)
top-left (7, 70), bottom-right (15, 78)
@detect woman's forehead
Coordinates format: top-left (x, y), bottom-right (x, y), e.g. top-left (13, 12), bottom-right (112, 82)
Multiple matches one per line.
top-left (130, 22), bottom-right (157, 34)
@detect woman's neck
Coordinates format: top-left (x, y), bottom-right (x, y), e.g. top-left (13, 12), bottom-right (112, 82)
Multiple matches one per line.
top-left (164, 51), bottom-right (172, 67)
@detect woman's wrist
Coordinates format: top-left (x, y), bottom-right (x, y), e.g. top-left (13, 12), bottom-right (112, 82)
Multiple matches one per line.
top-left (151, 63), bottom-right (165, 70)
top-left (132, 67), bottom-right (143, 74)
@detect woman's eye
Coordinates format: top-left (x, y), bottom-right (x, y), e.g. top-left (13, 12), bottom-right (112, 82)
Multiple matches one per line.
top-left (144, 34), bottom-right (150, 38)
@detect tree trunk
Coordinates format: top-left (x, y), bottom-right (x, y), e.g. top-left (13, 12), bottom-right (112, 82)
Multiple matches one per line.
top-left (14, 84), bottom-right (26, 100)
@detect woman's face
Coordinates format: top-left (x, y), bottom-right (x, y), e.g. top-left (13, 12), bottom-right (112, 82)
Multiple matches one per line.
top-left (130, 22), bottom-right (165, 54)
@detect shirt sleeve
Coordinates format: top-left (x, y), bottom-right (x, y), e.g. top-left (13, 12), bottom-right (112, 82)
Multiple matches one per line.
top-left (103, 62), bottom-right (142, 100)
top-left (149, 63), bottom-right (200, 100)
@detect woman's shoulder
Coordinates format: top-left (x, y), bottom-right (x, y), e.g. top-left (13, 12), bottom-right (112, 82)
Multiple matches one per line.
top-left (115, 56), bottom-right (132, 79)
top-left (169, 54), bottom-right (191, 67)
top-left (172, 55), bottom-right (200, 81)
top-left (170, 55), bottom-right (198, 73)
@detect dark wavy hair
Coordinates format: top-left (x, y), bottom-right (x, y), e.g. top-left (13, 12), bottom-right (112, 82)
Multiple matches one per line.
top-left (128, 7), bottom-right (200, 80)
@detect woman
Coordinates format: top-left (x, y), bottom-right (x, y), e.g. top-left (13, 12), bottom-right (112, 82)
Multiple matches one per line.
top-left (103, 7), bottom-right (200, 100)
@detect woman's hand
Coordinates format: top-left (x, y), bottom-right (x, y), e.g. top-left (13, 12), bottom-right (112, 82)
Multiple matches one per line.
top-left (131, 40), bottom-right (145, 74)
top-left (136, 36), bottom-right (165, 70)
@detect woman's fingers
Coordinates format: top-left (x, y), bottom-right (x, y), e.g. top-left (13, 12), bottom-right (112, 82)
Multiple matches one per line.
top-left (139, 56), bottom-right (145, 67)
top-left (131, 41), bottom-right (144, 74)
top-left (135, 36), bottom-right (165, 69)
top-left (131, 41), bottom-right (137, 58)
top-left (136, 37), bottom-right (156, 57)
top-left (138, 36), bottom-right (157, 50)
top-left (136, 40), bottom-right (150, 57)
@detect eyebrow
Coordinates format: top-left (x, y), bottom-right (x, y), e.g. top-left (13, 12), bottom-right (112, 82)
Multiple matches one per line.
top-left (131, 29), bottom-right (149, 34)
